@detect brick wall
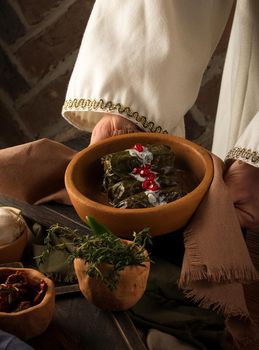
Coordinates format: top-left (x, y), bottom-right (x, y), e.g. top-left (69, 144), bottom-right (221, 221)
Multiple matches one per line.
top-left (0, 1), bottom-right (233, 149)
top-left (0, 0), bottom-right (94, 148)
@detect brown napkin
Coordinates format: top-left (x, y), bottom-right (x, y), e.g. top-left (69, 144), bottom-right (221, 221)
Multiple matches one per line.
top-left (0, 138), bottom-right (75, 205)
top-left (179, 154), bottom-right (259, 348)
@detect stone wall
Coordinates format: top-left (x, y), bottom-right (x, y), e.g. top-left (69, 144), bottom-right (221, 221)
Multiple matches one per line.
top-left (0, 0), bottom-right (95, 148)
top-left (0, 1), bottom-right (233, 149)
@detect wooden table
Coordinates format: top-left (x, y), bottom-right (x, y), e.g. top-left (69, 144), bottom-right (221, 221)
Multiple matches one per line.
top-left (0, 133), bottom-right (148, 349)
top-left (28, 297), bottom-right (146, 350)
top-left (0, 194), bottom-right (147, 350)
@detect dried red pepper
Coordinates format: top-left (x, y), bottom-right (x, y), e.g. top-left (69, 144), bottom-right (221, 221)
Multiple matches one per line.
top-left (0, 271), bottom-right (47, 312)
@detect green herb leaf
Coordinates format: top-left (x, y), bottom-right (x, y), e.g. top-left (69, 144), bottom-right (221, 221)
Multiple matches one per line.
top-left (87, 216), bottom-right (113, 236)
top-left (36, 217), bottom-right (152, 291)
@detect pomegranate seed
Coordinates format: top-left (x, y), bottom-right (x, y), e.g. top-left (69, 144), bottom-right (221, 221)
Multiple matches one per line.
top-left (148, 183), bottom-right (160, 191)
top-left (143, 163), bottom-right (151, 169)
top-left (146, 172), bottom-right (155, 181)
top-left (142, 180), bottom-right (151, 190)
top-left (133, 143), bottom-right (143, 152)
top-left (132, 167), bottom-right (141, 174)
top-left (139, 168), bottom-right (150, 177)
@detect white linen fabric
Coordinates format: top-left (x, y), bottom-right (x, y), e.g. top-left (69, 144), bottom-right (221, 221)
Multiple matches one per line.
top-left (62, 0), bottom-right (232, 138)
top-left (225, 113), bottom-right (259, 168)
top-left (212, 0), bottom-right (259, 162)
top-left (62, 0), bottom-right (258, 167)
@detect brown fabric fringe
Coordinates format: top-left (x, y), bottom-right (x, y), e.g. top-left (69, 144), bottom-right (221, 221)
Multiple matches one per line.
top-left (179, 154), bottom-right (259, 347)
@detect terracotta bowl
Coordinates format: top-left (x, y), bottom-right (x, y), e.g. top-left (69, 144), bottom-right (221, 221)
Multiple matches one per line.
top-left (0, 228), bottom-right (28, 264)
top-left (0, 267), bottom-right (55, 340)
top-left (65, 132), bottom-right (213, 237)
top-left (74, 240), bottom-right (150, 311)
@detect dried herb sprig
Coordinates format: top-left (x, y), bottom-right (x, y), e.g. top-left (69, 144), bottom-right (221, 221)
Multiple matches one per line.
top-left (35, 224), bottom-right (84, 266)
top-left (69, 217), bottom-right (152, 290)
top-left (35, 217), bottom-right (152, 291)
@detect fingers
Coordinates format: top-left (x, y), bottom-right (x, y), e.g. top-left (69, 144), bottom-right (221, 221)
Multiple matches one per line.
top-left (90, 114), bottom-right (141, 145)
top-left (111, 128), bottom-right (139, 136)
top-left (90, 122), bottom-right (112, 144)
top-left (224, 160), bottom-right (259, 232)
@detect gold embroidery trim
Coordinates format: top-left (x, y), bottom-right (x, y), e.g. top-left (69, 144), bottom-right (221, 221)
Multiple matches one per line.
top-left (226, 147), bottom-right (259, 164)
top-left (63, 98), bottom-right (168, 134)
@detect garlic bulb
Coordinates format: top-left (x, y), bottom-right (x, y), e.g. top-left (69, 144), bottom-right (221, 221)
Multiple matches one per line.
top-left (0, 206), bottom-right (26, 246)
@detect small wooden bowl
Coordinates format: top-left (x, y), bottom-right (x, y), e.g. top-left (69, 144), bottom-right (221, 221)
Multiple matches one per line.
top-left (0, 228), bottom-right (28, 264)
top-left (65, 133), bottom-right (213, 237)
top-left (0, 267), bottom-right (55, 340)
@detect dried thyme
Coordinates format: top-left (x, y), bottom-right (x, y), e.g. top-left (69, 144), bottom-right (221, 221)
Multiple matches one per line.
top-left (36, 217), bottom-right (152, 291)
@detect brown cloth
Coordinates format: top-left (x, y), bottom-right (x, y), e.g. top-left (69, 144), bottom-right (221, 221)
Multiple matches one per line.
top-left (0, 139), bottom-right (258, 348)
top-left (0, 138), bottom-right (75, 205)
top-left (179, 154), bottom-right (259, 348)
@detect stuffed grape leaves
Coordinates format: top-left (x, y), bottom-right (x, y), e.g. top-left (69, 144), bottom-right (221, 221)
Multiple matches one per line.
top-left (101, 143), bottom-right (186, 209)
top-left (107, 178), bottom-right (143, 205)
top-left (115, 187), bottom-right (186, 209)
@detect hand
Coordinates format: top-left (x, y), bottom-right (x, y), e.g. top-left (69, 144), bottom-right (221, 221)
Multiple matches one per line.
top-left (90, 114), bottom-right (140, 144)
top-left (224, 160), bottom-right (259, 232)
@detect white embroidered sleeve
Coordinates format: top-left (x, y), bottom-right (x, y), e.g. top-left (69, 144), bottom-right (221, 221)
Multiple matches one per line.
top-left (225, 112), bottom-right (259, 168)
top-left (62, 0), bottom-right (233, 136)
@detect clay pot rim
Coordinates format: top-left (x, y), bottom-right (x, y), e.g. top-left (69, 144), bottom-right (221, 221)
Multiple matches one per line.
top-left (65, 132), bottom-right (213, 214)
top-left (0, 267), bottom-right (55, 316)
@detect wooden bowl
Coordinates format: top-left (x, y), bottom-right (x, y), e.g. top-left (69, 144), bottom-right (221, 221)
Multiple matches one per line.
top-left (0, 267), bottom-right (55, 340)
top-left (0, 228), bottom-right (28, 264)
top-left (65, 133), bottom-right (213, 237)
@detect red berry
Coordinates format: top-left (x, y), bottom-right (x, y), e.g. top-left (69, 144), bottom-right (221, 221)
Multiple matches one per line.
top-left (139, 168), bottom-right (150, 177)
top-left (148, 183), bottom-right (160, 191)
top-left (133, 143), bottom-right (143, 152)
top-left (146, 172), bottom-right (155, 181)
top-left (142, 180), bottom-right (151, 190)
top-left (143, 163), bottom-right (151, 169)
top-left (132, 167), bottom-right (141, 174)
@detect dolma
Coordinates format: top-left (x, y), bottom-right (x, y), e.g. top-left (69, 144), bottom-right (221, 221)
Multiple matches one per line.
top-left (101, 143), bottom-right (186, 209)
top-left (106, 173), bottom-right (179, 205)
top-left (147, 144), bottom-right (175, 174)
top-left (107, 178), bottom-right (143, 205)
top-left (115, 186), bottom-right (186, 209)
top-left (102, 144), bottom-right (175, 188)
top-left (156, 174), bottom-right (178, 187)
top-left (102, 150), bottom-right (142, 179)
